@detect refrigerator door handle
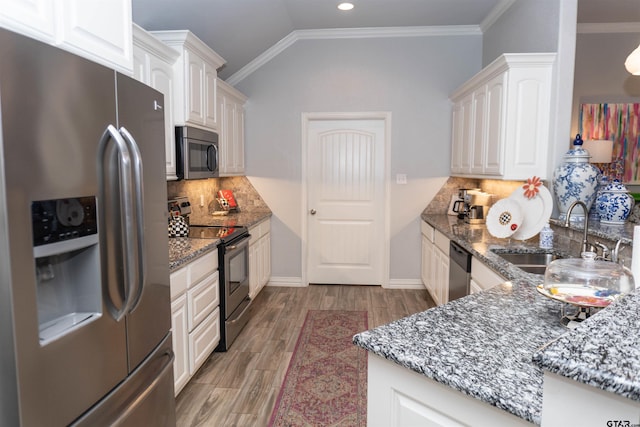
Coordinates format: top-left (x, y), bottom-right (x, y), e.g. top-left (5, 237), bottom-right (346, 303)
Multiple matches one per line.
top-left (97, 124), bottom-right (139, 321)
top-left (119, 126), bottom-right (146, 313)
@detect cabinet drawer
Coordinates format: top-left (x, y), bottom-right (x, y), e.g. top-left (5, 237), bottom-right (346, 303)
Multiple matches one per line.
top-left (169, 267), bottom-right (188, 299)
top-left (434, 230), bottom-right (449, 254)
top-left (188, 308), bottom-right (220, 375)
top-left (249, 218), bottom-right (270, 242)
top-left (189, 250), bottom-right (218, 287)
top-left (187, 271), bottom-right (219, 331)
top-left (421, 221), bottom-right (434, 241)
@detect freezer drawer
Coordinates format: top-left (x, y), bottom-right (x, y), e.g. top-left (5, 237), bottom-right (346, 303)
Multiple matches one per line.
top-left (71, 333), bottom-right (176, 427)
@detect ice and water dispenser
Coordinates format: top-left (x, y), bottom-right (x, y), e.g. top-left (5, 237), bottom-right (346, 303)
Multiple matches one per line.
top-left (31, 197), bottom-right (101, 345)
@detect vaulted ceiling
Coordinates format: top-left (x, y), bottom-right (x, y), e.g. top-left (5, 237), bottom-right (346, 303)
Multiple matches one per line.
top-left (132, 0), bottom-right (640, 81)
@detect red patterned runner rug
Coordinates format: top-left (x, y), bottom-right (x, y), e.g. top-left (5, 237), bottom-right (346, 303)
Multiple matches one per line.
top-left (268, 310), bottom-right (368, 427)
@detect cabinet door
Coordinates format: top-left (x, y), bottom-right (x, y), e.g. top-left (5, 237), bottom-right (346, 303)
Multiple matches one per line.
top-left (188, 308), bottom-right (220, 375)
top-left (204, 65), bottom-right (218, 130)
top-left (263, 232), bottom-right (271, 286)
top-left (434, 248), bottom-right (449, 306)
top-left (58, 0), bottom-right (133, 73)
top-left (171, 294), bottom-right (189, 395)
top-left (248, 240), bottom-right (259, 299)
top-left (459, 93), bottom-right (474, 173)
top-left (421, 234), bottom-right (430, 290)
top-left (0, 0), bottom-right (56, 42)
top-left (184, 50), bottom-right (205, 126)
top-left (148, 54), bottom-right (178, 180)
top-left (450, 102), bottom-right (464, 174)
top-left (470, 86), bottom-right (487, 174)
top-left (484, 74), bottom-right (505, 175)
top-left (187, 271), bottom-right (219, 332)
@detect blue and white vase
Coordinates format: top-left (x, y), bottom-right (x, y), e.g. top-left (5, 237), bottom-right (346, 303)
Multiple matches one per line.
top-left (552, 134), bottom-right (601, 221)
top-left (596, 180), bottom-right (635, 225)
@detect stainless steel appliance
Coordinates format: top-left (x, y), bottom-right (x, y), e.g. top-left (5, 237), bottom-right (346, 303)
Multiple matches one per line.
top-left (167, 197), bottom-right (252, 352)
top-left (175, 126), bottom-right (219, 180)
top-left (0, 29), bottom-right (175, 426)
top-left (449, 241), bottom-right (472, 301)
top-left (464, 192), bottom-right (492, 225)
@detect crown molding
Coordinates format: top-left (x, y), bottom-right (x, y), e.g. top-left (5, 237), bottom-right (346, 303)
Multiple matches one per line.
top-left (226, 25), bottom-right (481, 86)
top-left (577, 22), bottom-right (640, 34)
top-left (480, 0), bottom-right (516, 32)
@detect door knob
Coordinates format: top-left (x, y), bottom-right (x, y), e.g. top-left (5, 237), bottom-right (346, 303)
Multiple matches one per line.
top-left (310, 209), bottom-right (316, 215)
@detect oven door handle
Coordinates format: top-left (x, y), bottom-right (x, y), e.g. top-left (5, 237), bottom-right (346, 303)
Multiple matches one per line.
top-left (228, 298), bottom-right (252, 325)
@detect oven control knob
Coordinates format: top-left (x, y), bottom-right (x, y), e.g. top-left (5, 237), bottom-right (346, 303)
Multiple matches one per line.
top-left (309, 209), bottom-right (316, 215)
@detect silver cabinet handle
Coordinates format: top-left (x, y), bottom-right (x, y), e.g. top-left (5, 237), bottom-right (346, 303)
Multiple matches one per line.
top-left (310, 209), bottom-right (316, 215)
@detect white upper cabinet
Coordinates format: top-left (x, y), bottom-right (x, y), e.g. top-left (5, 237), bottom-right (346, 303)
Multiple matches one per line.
top-left (217, 79), bottom-right (247, 176)
top-left (450, 53), bottom-right (555, 180)
top-left (0, 0), bottom-right (133, 73)
top-left (132, 24), bottom-right (180, 180)
top-left (151, 30), bottom-right (225, 133)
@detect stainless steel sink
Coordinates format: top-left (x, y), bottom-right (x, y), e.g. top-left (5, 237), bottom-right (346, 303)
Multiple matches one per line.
top-left (491, 250), bottom-right (565, 275)
top-left (495, 252), bottom-right (562, 266)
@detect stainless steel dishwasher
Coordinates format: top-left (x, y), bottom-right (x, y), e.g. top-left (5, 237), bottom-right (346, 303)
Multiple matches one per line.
top-left (449, 241), bottom-right (472, 301)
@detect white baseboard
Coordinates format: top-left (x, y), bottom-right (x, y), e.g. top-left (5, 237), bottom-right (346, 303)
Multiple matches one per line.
top-left (385, 279), bottom-right (425, 290)
top-left (266, 276), bottom-right (305, 287)
top-left (266, 277), bottom-right (425, 290)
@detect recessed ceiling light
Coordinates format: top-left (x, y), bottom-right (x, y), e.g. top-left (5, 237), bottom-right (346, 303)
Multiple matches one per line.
top-left (338, 2), bottom-right (354, 11)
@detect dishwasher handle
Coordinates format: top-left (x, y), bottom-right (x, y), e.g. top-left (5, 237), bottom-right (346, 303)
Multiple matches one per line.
top-left (449, 241), bottom-right (472, 272)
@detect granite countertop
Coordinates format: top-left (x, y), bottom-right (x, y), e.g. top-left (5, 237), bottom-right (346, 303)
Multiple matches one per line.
top-left (353, 213), bottom-right (640, 425)
top-left (190, 210), bottom-right (272, 228)
top-left (168, 210), bottom-right (272, 272)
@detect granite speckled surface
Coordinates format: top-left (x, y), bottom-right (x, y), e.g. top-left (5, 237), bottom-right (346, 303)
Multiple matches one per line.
top-left (168, 237), bottom-right (219, 271)
top-left (532, 289), bottom-right (640, 401)
top-left (354, 213), bottom-right (640, 425)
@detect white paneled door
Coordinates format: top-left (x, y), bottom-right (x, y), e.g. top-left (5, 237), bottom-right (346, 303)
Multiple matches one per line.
top-left (306, 117), bottom-right (386, 285)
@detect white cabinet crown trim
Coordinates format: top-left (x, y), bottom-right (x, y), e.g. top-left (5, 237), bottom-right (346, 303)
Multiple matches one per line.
top-left (150, 30), bottom-right (225, 70)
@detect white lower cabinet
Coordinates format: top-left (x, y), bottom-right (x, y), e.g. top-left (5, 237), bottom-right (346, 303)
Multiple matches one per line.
top-left (471, 257), bottom-right (506, 292)
top-left (421, 221), bottom-right (450, 306)
top-left (169, 250), bottom-right (220, 395)
top-left (248, 218), bottom-right (271, 299)
top-left (368, 354), bottom-right (533, 426)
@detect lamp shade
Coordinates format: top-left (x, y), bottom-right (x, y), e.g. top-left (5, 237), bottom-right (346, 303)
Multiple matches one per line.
top-left (625, 44), bottom-right (640, 75)
top-left (583, 139), bottom-right (613, 163)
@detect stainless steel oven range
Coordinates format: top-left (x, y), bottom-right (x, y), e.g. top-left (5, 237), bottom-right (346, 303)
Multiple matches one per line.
top-left (188, 225), bottom-right (252, 351)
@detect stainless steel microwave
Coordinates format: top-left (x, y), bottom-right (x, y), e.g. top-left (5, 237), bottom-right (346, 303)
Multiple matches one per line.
top-left (175, 126), bottom-right (219, 180)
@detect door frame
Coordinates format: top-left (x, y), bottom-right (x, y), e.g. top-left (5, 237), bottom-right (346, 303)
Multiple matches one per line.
top-left (301, 112), bottom-right (391, 287)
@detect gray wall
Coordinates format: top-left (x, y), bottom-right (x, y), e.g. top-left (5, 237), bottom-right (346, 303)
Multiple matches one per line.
top-left (482, 0), bottom-right (561, 67)
top-left (237, 35), bottom-right (482, 282)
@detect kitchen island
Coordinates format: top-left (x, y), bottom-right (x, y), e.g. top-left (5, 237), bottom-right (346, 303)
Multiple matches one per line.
top-left (354, 214), bottom-right (640, 426)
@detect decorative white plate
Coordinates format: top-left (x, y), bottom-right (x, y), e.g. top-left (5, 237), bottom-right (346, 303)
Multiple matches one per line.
top-left (509, 185), bottom-right (553, 240)
top-left (486, 198), bottom-right (524, 238)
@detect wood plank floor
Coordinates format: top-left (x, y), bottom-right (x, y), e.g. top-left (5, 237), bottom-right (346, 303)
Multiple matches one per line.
top-left (175, 284), bottom-right (434, 426)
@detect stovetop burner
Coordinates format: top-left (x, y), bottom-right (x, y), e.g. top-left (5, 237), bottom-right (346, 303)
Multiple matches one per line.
top-left (188, 225), bottom-right (248, 244)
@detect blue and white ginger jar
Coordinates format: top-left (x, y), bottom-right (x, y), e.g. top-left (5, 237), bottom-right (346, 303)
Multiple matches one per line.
top-left (596, 180), bottom-right (634, 225)
top-left (552, 134), bottom-right (601, 221)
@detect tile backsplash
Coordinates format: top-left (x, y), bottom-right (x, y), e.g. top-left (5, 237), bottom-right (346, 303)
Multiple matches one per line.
top-left (167, 176), bottom-right (270, 224)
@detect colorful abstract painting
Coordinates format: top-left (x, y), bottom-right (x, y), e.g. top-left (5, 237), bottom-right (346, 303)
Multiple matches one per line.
top-left (579, 103), bottom-right (640, 183)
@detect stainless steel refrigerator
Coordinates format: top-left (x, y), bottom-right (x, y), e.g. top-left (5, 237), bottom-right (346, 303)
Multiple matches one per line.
top-left (0, 28), bottom-right (176, 426)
